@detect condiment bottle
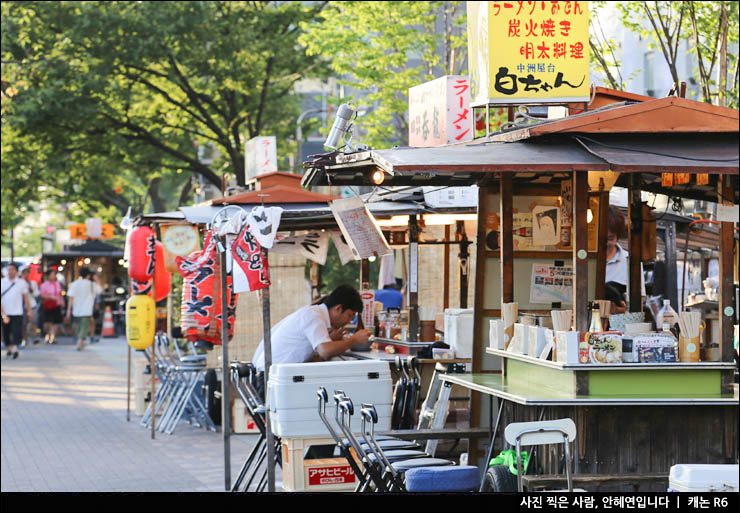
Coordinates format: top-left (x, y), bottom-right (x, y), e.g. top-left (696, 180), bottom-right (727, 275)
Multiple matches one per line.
top-left (656, 299), bottom-right (679, 336)
top-left (588, 302), bottom-right (603, 332)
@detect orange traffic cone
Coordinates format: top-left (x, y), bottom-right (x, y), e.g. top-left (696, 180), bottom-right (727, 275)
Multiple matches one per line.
top-left (101, 306), bottom-right (116, 337)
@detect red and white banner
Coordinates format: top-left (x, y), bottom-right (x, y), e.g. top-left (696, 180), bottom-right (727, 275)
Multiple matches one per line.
top-left (231, 224), bottom-right (270, 294)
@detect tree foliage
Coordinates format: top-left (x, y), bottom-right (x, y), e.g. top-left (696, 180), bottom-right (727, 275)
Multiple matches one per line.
top-left (298, 1), bottom-right (467, 149)
top-left (1, 1), bottom-right (329, 244)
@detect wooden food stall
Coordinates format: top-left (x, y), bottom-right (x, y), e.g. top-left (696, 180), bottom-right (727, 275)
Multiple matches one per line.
top-left (301, 96), bottom-right (739, 491)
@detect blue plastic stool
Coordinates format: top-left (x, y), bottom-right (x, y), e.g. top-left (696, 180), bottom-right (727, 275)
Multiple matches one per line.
top-left (405, 465), bottom-right (480, 492)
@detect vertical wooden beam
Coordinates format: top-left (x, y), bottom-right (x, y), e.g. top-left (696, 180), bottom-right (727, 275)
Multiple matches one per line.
top-left (443, 225), bottom-right (450, 311)
top-left (628, 174), bottom-right (643, 312)
top-left (500, 174), bottom-right (514, 304)
top-left (573, 171), bottom-right (589, 331)
top-left (595, 190), bottom-right (609, 300)
top-left (457, 221), bottom-right (470, 308)
top-left (718, 175), bottom-right (735, 363)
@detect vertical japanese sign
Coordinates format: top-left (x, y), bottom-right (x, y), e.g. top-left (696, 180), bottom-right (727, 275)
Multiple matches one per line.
top-left (245, 135), bottom-right (278, 180)
top-left (467, 1), bottom-right (590, 105)
top-left (409, 75), bottom-right (473, 147)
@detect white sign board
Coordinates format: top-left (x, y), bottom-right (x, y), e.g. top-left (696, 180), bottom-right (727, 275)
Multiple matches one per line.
top-left (330, 197), bottom-right (392, 260)
top-left (423, 186), bottom-right (478, 208)
top-left (271, 231), bottom-right (330, 265)
top-left (409, 75), bottom-right (473, 147)
top-left (530, 263), bottom-right (573, 304)
top-left (245, 136), bottom-right (278, 180)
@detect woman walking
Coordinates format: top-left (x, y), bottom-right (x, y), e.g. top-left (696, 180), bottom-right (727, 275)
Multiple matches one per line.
top-left (39, 269), bottom-right (64, 344)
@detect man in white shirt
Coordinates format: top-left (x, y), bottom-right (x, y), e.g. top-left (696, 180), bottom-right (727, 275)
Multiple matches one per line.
top-left (251, 284), bottom-right (371, 397)
top-left (1, 263), bottom-right (32, 359)
top-left (66, 267), bottom-right (103, 351)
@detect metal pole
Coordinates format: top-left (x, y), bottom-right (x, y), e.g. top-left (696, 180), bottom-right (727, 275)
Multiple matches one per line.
top-left (261, 247), bottom-right (276, 492)
top-left (151, 235), bottom-right (156, 440)
top-left (408, 215), bottom-right (419, 342)
top-left (218, 235), bottom-right (231, 491)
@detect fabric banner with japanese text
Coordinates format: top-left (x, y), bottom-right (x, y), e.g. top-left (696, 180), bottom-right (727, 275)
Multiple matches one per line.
top-left (270, 231), bottom-right (330, 265)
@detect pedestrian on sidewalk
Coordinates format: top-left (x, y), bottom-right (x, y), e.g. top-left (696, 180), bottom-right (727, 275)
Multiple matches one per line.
top-left (65, 267), bottom-right (102, 351)
top-left (1, 263), bottom-right (33, 359)
top-left (39, 269), bottom-right (64, 344)
top-left (20, 266), bottom-right (41, 345)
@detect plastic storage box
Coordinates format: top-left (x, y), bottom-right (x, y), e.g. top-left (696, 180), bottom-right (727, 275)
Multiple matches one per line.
top-left (267, 360), bottom-right (392, 438)
top-left (444, 308), bottom-right (474, 358)
top-left (669, 464), bottom-right (739, 492)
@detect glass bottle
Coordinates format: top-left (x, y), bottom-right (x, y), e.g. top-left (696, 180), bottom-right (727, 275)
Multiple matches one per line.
top-left (588, 302), bottom-right (603, 332)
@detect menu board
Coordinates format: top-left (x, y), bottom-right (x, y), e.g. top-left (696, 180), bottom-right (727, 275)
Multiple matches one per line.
top-left (530, 263), bottom-right (573, 304)
top-left (330, 197), bottom-right (392, 260)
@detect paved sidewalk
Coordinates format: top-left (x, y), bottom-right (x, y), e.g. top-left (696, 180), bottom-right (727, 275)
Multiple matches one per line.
top-left (1, 336), bottom-right (278, 492)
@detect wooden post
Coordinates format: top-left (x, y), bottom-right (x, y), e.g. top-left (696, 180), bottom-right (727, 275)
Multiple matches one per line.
top-left (127, 344), bottom-right (131, 422)
top-left (457, 221), bottom-right (470, 309)
top-left (628, 174), bottom-right (643, 312)
top-left (408, 215), bottom-right (419, 342)
top-left (718, 175), bottom-right (735, 363)
top-left (500, 174), bottom-right (514, 304)
top-left (595, 188), bottom-right (609, 300)
top-left (573, 171), bottom-right (589, 331)
top-left (443, 225), bottom-right (450, 311)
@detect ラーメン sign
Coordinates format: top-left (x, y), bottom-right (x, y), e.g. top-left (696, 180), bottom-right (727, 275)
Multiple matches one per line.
top-left (467, 1), bottom-right (590, 105)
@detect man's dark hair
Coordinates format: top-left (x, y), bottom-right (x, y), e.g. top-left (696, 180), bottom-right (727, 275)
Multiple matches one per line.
top-left (44, 269), bottom-right (55, 278)
top-left (79, 267), bottom-right (91, 278)
top-left (608, 205), bottom-right (628, 239)
top-left (322, 284), bottom-right (363, 313)
top-left (7, 262), bottom-right (19, 272)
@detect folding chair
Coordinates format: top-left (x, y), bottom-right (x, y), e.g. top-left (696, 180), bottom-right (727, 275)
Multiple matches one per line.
top-left (503, 418), bottom-right (578, 492)
top-left (230, 361), bottom-right (281, 492)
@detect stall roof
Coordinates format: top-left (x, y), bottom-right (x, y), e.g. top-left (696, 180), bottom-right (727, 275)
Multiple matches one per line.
top-left (43, 239), bottom-right (124, 258)
top-left (301, 97), bottom-right (738, 202)
top-left (211, 185), bottom-right (339, 205)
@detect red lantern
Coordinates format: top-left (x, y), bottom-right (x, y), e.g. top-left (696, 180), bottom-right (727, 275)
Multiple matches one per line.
top-left (153, 241), bottom-right (171, 302)
top-left (128, 226), bottom-right (156, 282)
top-left (129, 242), bottom-right (170, 303)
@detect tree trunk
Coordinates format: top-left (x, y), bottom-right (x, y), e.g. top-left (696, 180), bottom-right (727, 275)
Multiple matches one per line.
top-left (147, 177), bottom-right (167, 213)
top-left (717, 2), bottom-right (729, 107)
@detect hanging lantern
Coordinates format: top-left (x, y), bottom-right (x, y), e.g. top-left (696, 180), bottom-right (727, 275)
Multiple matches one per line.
top-left (153, 241), bottom-right (171, 302)
top-left (128, 226), bottom-right (156, 282)
top-left (125, 294), bottom-right (155, 350)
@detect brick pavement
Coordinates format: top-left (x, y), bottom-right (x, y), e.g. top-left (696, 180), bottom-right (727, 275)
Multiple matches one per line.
top-left (1, 336), bottom-right (281, 492)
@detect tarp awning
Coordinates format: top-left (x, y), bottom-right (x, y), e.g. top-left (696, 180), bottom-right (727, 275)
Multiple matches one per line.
top-left (574, 134), bottom-right (739, 174)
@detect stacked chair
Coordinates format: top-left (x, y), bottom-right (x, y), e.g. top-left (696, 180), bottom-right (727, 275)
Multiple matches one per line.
top-left (229, 361), bottom-right (282, 492)
top-left (140, 334), bottom-right (216, 435)
top-left (317, 387), bottom-right (479, 492)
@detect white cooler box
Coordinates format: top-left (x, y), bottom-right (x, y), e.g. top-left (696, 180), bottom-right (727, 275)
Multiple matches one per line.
top-left (444, 308), bottom-right (474, 358)
top-left (669, 464), bottom-right (739, 492)
top-left (268, 360), bottom-right (392, 438)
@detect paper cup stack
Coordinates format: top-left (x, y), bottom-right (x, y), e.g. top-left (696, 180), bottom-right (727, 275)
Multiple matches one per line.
top-left (551, 310), bottom-right (573, 332)
top-left (502, 302), bottom-right (518, 350)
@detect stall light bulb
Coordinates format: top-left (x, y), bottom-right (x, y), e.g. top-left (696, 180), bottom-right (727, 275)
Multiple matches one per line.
top-left (115, 287), bottom-right (125, 295)
top-left (371, 169), bottom-right (385, 185)
top-left (587, 209), bottom-right (594, 223)
top-left (368, 256), bottom-right (377, 263)
top-left (61, 259), bottom-right (67, 265)
top-left (84, 258), bottom-right (91, 264)
top-left (58, 266), bottom-right (64, 271)
top-left (78, 260), bottom-right (84, 266)
top-left (118, 259), bottom-right (125, 266)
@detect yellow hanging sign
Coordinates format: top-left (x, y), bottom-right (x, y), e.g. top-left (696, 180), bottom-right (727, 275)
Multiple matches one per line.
top-left (467, 1), bottom-right (590, 105)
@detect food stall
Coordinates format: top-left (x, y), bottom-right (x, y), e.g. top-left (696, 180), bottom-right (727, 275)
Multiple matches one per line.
top-left (301, 95), bottom-right (739, 491)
